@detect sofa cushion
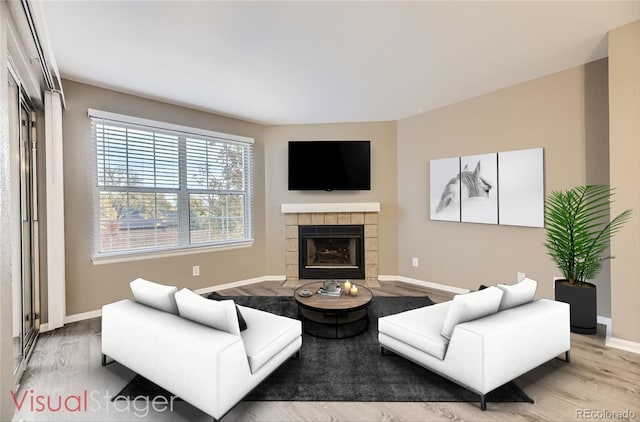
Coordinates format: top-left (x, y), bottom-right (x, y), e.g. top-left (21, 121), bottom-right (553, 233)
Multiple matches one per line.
top-left (496, 277), bottom-right (537, 310)
top-left (208, 292), bottom-right (248, 331)
top-left (175, 288), bottom-right (241, 336)
top-left (440, 286), bottom-right (503, 340)
top-left (378, 301), bottom-right (451, 360)
top-left (129, 278), bottom-right (179, 314)
top-left (238, 305), bottom-right (302, 374)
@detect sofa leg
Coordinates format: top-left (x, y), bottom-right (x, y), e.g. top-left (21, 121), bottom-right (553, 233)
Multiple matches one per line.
top-left (565, 350), bottom-right (571, 363)
top-left (480, 394), bottom-right (486, 411)
top-left (101, 354), bottom-right (114, 367)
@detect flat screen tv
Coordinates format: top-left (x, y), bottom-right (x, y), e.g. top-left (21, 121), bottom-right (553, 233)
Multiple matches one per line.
top-left (288, 140), bottom-right (371, 191)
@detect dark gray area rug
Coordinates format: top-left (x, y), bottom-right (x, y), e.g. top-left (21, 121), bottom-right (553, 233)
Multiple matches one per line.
top-left (114, 295), bottom-right (533, 404)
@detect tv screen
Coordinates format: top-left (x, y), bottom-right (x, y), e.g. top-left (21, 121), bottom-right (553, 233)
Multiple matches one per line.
top-left (288, 141), bottom-right (371, 191)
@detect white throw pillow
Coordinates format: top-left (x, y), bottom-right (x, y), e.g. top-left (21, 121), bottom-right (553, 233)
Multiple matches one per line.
top-left (174, 288), bottom-right (241, 336)
top-left (440, 286), bottom-right (504, 340)
top-left (129, 278), bottom-right (179, 314)
top-left (496, 277), bottom-right (537, 311)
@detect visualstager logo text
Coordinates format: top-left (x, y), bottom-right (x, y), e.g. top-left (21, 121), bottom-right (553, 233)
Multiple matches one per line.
top-left (11, 389), bottom-right (177, 418)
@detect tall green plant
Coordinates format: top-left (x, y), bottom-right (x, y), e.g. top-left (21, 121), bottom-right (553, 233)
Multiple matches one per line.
top-left (544, 185), bottom-right (632, 285)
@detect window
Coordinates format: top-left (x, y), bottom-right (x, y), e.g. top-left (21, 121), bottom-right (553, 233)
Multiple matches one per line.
top-left (89, 109), bottom-right (253, 260)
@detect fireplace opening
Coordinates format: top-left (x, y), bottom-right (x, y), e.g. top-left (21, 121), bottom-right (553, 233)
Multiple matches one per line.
top-left (299, 225), bottom-right (365, 280)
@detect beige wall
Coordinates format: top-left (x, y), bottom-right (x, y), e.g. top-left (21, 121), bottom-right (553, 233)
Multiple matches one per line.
top-left (59, 58), bottom-right (617, 314)
top-left (61, 82), bottom-right (400, 316)
top-left (396, 60), bottom-right (610, 305)
top-left (61, 80), bottom-right (267, 315)
top-left (262, 122), bottom-right (399, 277)
top-left (609, 21), bottom-right (640, 344)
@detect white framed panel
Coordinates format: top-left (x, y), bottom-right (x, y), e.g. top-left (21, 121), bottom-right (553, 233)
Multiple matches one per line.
top-left (498, 148), bottom-right (544, 227)
top-left (460, 153), bottom-right (498, 224)
top-left (430, 157), bottom-right (461, 222)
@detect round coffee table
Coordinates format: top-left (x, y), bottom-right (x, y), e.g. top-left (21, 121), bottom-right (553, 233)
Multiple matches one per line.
top-left (294, 281), bottom-right (373, 339)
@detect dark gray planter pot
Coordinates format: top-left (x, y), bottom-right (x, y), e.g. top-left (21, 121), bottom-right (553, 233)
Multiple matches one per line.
top-left (555, 279), bottom-right (597, 334)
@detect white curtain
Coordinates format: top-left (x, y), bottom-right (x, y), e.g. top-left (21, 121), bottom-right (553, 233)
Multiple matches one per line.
top-left (44, 90), bottom-right (65, 330)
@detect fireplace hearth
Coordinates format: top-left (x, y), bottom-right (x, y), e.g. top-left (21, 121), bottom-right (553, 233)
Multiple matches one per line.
top-left (299, 225), bottom-right (365, 280)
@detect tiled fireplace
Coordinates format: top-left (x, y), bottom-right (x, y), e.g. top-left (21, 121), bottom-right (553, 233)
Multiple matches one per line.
top-left (282, 203), bottom-right (380, 287)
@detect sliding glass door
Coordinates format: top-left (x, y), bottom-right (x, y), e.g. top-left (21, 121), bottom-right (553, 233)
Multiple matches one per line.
top-left (9, 70), bottom-right (40, 376)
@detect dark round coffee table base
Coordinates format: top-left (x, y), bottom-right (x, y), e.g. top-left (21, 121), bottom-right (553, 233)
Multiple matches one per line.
top-left (294, 281), bottom-right (373, 339)
top-left (298, 307), bottom-right (370, 339)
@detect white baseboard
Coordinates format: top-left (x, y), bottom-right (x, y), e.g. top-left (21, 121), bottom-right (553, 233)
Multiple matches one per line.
top-left (598, 315), bottom-right (612, 342)
top-left (66, 309), bottom-right (102, 324)
top-left (378, 275), bottom-right (470, 295)
top-left (600, 314), bottom-right (640, 354)
top-left (40, 309), bottom-right (103, 332)
top-left (40, 275), bottom-right (286, 331)
top-left (606, 336), bottom-right (640, 354)
top-left (194, 275), bottom-right (285, 295)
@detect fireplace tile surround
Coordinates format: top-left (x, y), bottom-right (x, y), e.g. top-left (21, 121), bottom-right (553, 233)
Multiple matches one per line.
top-left (282, 203), bottom-right (380, 287)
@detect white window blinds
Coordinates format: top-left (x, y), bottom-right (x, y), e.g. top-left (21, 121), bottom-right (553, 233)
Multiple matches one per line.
top-left (89, 109), bottom-right (254, 258)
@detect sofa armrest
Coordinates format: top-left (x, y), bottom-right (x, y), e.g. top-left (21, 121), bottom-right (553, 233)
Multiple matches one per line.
top-left (102, 299), bottom-right (252, 419)
top-left (444, 299), bottom-right (570, 393)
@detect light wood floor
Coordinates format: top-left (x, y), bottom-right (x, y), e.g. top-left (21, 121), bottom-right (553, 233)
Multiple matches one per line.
top-left (13, 280), bottom-right (640, 421)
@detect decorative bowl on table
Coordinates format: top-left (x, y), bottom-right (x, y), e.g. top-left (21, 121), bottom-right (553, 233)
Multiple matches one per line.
top-left (299, 289), bottom-right (313, 298)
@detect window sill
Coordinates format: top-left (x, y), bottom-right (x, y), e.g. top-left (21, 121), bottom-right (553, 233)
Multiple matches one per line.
top-left (91, 240), bottom-right (254, 265)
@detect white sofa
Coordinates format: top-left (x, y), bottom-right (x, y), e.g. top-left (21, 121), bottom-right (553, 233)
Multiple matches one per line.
top-left (102, 279), bottom-right (302, 421)
top-left (378, 278), bottom-right (570, 410)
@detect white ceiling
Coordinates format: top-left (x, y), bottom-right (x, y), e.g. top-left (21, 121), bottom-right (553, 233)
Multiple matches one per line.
top-left (39, 1), bottom-right (639, 125)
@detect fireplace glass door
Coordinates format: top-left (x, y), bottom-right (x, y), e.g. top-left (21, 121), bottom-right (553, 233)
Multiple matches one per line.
top-left (299, 225), bottom-right (364, 280)
top-left (306, 237), bottom-right (357, 268)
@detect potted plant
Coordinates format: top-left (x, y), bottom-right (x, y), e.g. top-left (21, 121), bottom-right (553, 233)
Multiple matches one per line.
top-left (544, 185), bottom-right (631, 334)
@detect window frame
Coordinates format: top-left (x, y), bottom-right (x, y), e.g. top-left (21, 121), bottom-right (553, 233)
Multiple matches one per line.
top-left (88, 109), bottom-right (254, 264)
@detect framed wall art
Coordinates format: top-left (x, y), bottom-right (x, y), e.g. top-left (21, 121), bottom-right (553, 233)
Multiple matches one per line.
top-left (429, 147), bottom-right (544, 228)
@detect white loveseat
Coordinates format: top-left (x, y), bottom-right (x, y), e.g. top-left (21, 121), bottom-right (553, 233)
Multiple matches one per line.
top-left (102, 279), bottom-right (302, 421)
top-left (378, 278), bottom-right (570, 410)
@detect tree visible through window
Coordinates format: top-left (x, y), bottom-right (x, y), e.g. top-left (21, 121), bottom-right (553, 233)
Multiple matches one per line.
top-left (90, 110), bottom-right (253, 257)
